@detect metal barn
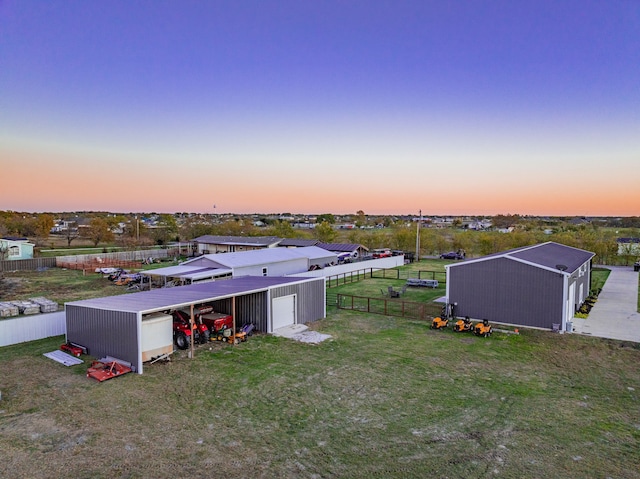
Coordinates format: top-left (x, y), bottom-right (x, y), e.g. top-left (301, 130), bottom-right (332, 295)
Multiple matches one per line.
top-left (445, 242), bottom-right (594, 331)
top-left (65, 276), bottom-right (326, 374)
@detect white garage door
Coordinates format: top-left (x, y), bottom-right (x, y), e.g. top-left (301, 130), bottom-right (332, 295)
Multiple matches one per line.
top-left (272, 295), bottom-right (296, 331)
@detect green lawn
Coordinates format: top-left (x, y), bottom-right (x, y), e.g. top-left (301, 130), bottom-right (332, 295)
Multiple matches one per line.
top-left (1, 261), bottom-right (640, 477)
top-left (1, 312), bottom-right (639, 478)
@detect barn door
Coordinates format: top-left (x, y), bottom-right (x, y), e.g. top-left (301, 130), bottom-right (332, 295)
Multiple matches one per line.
top-left (272, 295), bottom-right (296, 331)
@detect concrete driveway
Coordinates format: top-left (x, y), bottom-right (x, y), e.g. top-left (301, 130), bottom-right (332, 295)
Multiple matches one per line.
top-left (572, 266), bottom-right (640, 342)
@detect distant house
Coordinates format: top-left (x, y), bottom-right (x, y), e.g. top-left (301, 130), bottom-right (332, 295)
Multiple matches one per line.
top-left (446, 242), bottom-right (595, 332)
top-left (617, 238), bottom-right (640, 256)
top-left (0, 237), bottom-right (35, 260)
top-left (191, 235), bottom-right (282, 255)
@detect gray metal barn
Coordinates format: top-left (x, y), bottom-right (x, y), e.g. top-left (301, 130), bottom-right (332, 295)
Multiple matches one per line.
top-left (445, 242), bottom-right (595, 331)
top-left (65, 276), bottom-right (325, 374)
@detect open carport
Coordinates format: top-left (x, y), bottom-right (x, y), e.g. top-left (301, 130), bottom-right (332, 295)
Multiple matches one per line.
top-left (65, 276), bottom-right (326, 374)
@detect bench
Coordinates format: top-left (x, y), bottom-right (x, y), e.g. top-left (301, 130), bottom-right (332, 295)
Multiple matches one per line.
top-left (406, 278), bottom-right (438, 288)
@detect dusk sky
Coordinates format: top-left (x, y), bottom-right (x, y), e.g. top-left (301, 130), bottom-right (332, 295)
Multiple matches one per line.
top-left (1, 1), bottom-right (638, 216)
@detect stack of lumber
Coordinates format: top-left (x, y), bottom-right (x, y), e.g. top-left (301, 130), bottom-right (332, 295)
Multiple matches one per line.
top-left (30, 297), bottom-right (59, 313)
top-left (0, 302), bottom-right (20, 317)
top-left (9, 300), bottom-right (41, 315)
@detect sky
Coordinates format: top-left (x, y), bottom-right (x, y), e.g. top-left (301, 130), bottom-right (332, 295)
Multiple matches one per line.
top-left (1, 0), bottom-right (639, 216)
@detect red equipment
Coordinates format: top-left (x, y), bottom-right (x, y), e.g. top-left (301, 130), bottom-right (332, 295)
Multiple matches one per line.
top-left (172, 309), bottom-right (211, 349)
top-left (87, 360), bottom-right (132, 382)
top-left (60, 342), bottom-right (88, 357)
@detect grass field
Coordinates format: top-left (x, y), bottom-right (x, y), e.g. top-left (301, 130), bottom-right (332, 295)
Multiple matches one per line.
top-left (1, 262), bottom-right (639, 478)
top-left (1, 314), bottom-right (640, 478)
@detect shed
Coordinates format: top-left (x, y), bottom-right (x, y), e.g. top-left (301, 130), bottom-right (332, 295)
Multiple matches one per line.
top-left (65, 276), bottom-right (326, 374)
top-left (445, 242), bottom-right (595, 331)
top-left (1, 237), bottom-right (35, 260)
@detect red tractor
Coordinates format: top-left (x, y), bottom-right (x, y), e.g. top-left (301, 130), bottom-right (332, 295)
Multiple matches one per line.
top-left (201, 312), bottom-right (234, 336)
top-left (172, 309), bottom-right (211, 350)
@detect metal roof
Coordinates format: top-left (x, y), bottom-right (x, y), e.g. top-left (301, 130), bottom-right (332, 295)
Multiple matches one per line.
top-left (183, 246), bottom-right (335, 269)
top-left (317, 242), bottom-right (367, 253)
top-left (448, 242), bottom-right (594, 274)
top-left (66, 276), bottom-right (315, 314)
top-left (278, 239), bottom-right (320, 247)
top-left (192, 235), bottom-right (282, 247)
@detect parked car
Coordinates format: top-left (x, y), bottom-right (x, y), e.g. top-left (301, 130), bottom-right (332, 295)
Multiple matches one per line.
top-left (372, 248), bottom-right (392, 258)
top-left (440, 251), bottom-right (464, 260)
top-left (634, 261), bottom-right (640, 272)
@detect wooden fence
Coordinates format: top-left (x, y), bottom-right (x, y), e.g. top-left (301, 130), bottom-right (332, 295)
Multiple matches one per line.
top-left (371, 269), bottom-right (447, 283)
top-left (325, 268), bottom-right (374, 288)
top-left (56, 248), bottom-right (177, 271)
top-left (334, 293), bottom-right (442, 321)
top-left (0, 257), bottom-right (57, 272)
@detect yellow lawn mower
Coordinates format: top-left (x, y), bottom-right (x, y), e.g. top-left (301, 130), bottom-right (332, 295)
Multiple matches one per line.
top-left (473, 319), bottom-right (493, 337)
top-left (431, 316), bottom-right (449, 330)
top-left (454, 316), bottom-right (473, 332)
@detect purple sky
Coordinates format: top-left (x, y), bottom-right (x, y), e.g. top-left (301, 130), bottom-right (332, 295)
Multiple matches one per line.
top-left (1, 1), bottom-right (638, 215)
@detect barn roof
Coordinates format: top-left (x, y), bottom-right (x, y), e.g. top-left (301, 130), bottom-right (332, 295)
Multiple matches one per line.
top-left (66, 276), bottom-right (315, 314)
top-left (448, 242), bottom-right (594, 274)
top-left (183, 246), bottom-right (335, 269)
top-left (317, 242), bottom-right (367, 253)
top-left (278, 238), bottom-right (320, 247)
top-left (192, 235), bottom-right (282, 247)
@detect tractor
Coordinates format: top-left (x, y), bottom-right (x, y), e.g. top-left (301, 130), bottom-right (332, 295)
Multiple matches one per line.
top-left (454, 316), bottom-right (473, 332)
top-left (201, 312), bottom-right (233, 336)
top-left (172, 309), bottom-right (211, 349)
top-left (431, 316), bottom-right (449, 329)
top-left (474, 319), bottom-right (493, 337)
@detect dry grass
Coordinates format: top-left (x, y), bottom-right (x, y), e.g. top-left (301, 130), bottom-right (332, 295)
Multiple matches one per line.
top-left (2, 311), bottom-right (640, 479)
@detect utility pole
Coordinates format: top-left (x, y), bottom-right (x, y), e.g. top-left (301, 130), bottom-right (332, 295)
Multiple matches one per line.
top-left (415, 209), bottom-right (421, 263)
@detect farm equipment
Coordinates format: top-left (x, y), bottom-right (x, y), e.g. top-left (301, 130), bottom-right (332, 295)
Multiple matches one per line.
top-left (86, 359), bottom-right (132, 382)
top-left (172, 309), bottom-right (211, 349)
top-left (60, 341), bottom-right (88, 357)
top-left (453, 316), bottom-right (473, 332)
top-left (214, 324), bottom-right (254, 344)
top-left (431, 316), bottom-right (449, 329)
top-left (201, 312), bottom-right (233, 335)
top-left (474, 319), bottom-right (493, 337)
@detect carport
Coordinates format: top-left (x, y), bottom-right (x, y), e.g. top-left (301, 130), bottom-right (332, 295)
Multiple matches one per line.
top-left (65, 276), bottom-right (325, 374)
top-left (140, 264), bottom-right (232, 287)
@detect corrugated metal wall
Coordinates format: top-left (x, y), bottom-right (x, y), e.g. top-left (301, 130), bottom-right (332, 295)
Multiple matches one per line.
top-left (0, 311), bottom-right (66, 347)
top-left (66, 305), bottom-right (140, 371)
top-left (271, 278), bottom-right (325, 325)
top-left (449, 258), bottom-right (565, 329)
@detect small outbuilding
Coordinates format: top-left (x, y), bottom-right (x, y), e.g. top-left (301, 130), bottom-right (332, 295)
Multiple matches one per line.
top-left (65, 275), bottom-right (326, 374)
top-left (445, 242), bottom-right (595, 331)
top-left (0, 237), bottom-right (35, 260)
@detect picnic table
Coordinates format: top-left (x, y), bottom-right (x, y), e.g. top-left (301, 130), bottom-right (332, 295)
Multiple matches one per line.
top-left (406, 278), bottom-right (438, 288)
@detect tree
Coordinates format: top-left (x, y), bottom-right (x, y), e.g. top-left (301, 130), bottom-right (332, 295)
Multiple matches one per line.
top-left (355, 210), bottom-right (366, 228)
top-left (391, 226), bottom-right (414, 252)
top-left (0, 243), bottom-right (8, 280)
top-left (34, 214), bottom-right (54, 243)
top-left (315, 221), bottom-right (337, 243)
top-left (85, 217), bottom-right (114, 246)
top-left (63, 220), bottom-right (80, 247)
top-left (150, 214), bottom-right (180, 245)
top-left (316, 214), bottom-right (335, 224)
top-left (269, 220), bottom-right (297, 238)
